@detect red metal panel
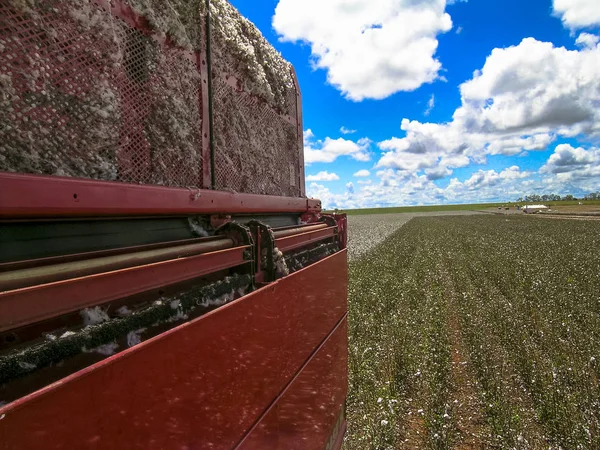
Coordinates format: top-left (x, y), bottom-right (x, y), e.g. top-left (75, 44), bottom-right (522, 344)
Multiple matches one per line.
top-left (334, 214), bottom-right (348, 250)
top-left (275, 226), bottom-right (337, 253)
top-left (237, 317), bottom-right (348, 450)
top-left (199, 52), bottom-right (212, 189)
top-left (0, 250), bottom-right (347, 450)
top-left (0, 173), bottom-right (313, 218)
top-left (0, 246), bottom-right (249, 333)
top-left (292, 67), bottom-right (306, 197)
top-left (332, 419), bottom-right (348, 450)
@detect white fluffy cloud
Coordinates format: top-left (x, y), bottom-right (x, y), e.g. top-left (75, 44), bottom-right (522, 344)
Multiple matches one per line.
top-left (308, 165), bottom-right (537, 209)
top-left (375, 38), bottom-right (600, 179)
top-left (304, 129), bottom-right (371, 164)
top-left (309, 163), bottom-right (575, 209)
top-left (463, 166), bottom-right (531, 190)
top-left (340, 126), bottom-right (357, 135)
top-left (424, 94), bottom-right (435, 116)
top-left (553, 0), bottom-right (600, 29)
top-left (576, 32), bottom-right (600, 48)
top-left (540, 144), bottom-right (600, 180)
top-left (273, 0), bottom-right (453, 100)
top-left (310, 143), bottom-right (600, 209)
top-left (353, 170), bottom-right (371, 177)
top-left (306, 171), bottom-right (340, 181)
top-left (458, 38), bottom-right (600, 136)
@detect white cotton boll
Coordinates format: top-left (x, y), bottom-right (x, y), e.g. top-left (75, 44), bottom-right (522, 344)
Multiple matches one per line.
top-left (126, 329), bottom-right (146, 348)
top-left (83, 341), bottom-right (119, 356)
top-left (116, 306), bottom-right (132, 317)
top-left (196, 289), bottom-right (238, 308)
top-left (94, 343), bottom-right (119, 356)
top-left (167, 306), bottom-right (188, 323)
top-left (188, 218), bottom-right (210, 237)
top-left (18, 361), bottom-right (36, 371)
top-left (170, 300), bottom-right (182, 310)
top-left (273, 247), bottom-right (289, 278)
top-left (80, 306), bottom-right (110, 326)
top-left (60, 331), bottom-right (76, 339)
top-left (380, 420), bottom-right (388, 426)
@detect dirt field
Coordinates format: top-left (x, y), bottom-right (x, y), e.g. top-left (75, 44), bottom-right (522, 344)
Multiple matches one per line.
top-left (550, 205), bottom-right (600, 214)
top-left (345, 214), bottom-right (600, 449)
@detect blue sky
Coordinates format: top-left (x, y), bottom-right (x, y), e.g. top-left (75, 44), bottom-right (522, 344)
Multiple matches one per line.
top-left (229, 0), bottom-right (600, 208)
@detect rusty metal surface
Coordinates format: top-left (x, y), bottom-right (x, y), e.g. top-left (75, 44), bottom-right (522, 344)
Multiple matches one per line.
top-left (0, 250), bottom-right (348, 449)
top-left (0, 0), bottom-right (305, 197)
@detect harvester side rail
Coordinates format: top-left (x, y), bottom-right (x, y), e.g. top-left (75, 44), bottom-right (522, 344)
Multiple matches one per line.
top-left (0, 173), bottom-right (321, 219)
top-left (0, 246), bottom-right (249, 333)
top-left (0, 237), bottom-right (235, 292)
top-left (0, 236), bottom-right (228, 273)
top-left (272, 223), bottom-right (328, 238)
top-left (275, 226), bottom-right (337, 253)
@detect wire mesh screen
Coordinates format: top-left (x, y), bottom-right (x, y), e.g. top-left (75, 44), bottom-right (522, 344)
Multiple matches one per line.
top-left (212, 73), bottom-right (301, 196)
top-left (0, 1), bottom-right (204, 188)
top-left (0, 0), bottom-right (304, 197)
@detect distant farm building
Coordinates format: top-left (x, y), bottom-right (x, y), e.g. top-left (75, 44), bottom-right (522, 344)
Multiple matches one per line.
top-left (523, 204), bottom-right (549, 214)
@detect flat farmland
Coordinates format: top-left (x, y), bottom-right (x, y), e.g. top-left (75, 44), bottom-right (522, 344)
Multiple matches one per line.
top-left (347, 211), bottom-right (486, 261)
top-left (345, 214), bottom-right (600, 449)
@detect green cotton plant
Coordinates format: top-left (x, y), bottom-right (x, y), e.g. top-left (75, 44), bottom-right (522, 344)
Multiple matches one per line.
top-left (345, 214), bottom-right (600, 449)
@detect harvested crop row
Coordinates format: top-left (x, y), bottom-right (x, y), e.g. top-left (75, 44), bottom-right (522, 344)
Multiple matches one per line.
top-left (346, 211), bottom-right (484, 262)
top-left (346, 215), bottom-right (600, 449)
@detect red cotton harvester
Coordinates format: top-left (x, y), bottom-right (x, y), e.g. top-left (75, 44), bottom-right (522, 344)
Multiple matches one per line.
top-left (0, 0), bottom-right (348, 448)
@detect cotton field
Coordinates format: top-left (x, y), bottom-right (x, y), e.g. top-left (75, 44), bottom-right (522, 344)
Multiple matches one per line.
top-left (345, 214), bottom-right (600, 449)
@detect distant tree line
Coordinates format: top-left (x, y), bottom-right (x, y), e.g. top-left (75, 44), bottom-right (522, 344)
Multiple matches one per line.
top-left (516, 191), bottom-right (600, 202)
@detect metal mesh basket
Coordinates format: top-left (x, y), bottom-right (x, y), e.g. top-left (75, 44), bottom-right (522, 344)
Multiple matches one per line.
top-left (212, 73), bottom-right (301, 196)
top-left (0, 0), bottom-right (303, 197)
